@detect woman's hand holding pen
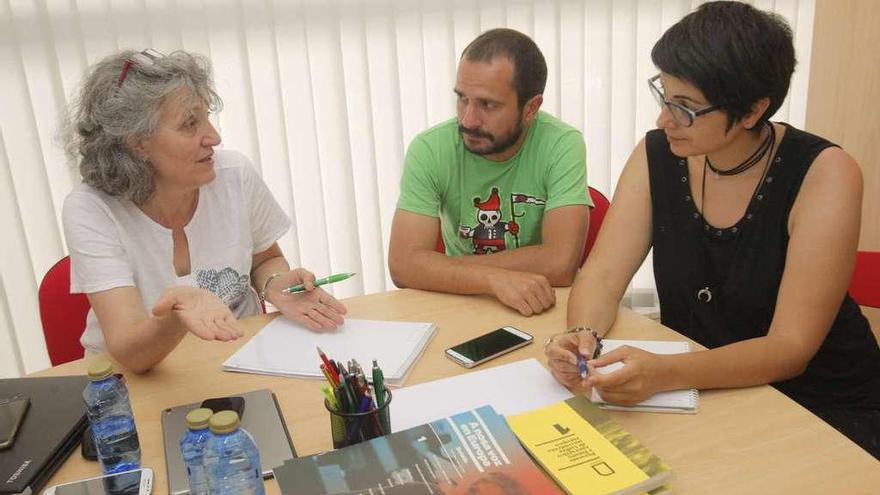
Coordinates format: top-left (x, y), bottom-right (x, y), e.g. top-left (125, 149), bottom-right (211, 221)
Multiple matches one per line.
top-left (586, 346), bottom-right (667, 406)
top-left (265, 268), bottom-right (347, 331)
top-left (544, 331), bottom-right (598, 395)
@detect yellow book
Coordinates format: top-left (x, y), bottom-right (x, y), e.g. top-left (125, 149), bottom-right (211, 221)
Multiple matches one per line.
top-left (507, 396), bottom-right (673, 495)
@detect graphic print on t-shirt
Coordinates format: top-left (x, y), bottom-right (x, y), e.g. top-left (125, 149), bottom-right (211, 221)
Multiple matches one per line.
top-left (196, 267), bottom-right (250, 311)
top-left (458, 187), bottom-right (546, 255)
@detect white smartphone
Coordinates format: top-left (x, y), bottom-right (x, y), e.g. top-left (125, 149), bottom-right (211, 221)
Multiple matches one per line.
top-left (445, 326), bottom-right (533, 368)
top-left (43, 468), bottom-right (153, 495)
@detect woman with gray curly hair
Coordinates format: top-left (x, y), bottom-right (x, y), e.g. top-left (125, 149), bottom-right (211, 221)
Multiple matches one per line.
top-left (62, 49), bottom-right (346, 373)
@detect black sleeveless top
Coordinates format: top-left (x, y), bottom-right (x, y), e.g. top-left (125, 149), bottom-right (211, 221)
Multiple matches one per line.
top-left (647, 124), bottom-right (880, 409)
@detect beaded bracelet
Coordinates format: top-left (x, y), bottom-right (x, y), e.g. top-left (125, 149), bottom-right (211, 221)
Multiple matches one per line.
top-left (566, 325), bottom-right (602, 345)
top-left (543, 326), bottom-right (602, 350)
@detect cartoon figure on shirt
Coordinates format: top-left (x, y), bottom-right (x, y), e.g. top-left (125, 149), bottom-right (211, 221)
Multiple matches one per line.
top-left (458, 187), bottom-right (519, 255)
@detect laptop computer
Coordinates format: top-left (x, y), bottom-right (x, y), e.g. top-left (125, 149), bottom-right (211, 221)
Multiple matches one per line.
top-left (161, 388), bottom-right (296, 495)
top-left (0, 375), bottom-right (90, 495)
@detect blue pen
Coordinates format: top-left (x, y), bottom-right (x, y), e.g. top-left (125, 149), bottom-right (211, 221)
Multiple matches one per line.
top-left (347, 395), bottom-right (373, 441)
top-left (577, 353), bottom-right (589, 378)
top-left (579, 339), bottom-right (603, 378)
top-left (357, 395), bottom-right (372, 413)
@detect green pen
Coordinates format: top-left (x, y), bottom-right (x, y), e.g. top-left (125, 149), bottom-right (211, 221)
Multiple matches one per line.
top-left (371, 359), bottom-right (390, 435)
top-left (371, 359), bottom-right (385, 408)
top-left (281, 272), bottom-right (356, 294)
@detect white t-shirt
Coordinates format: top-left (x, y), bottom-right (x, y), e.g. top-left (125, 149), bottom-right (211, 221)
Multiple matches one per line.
top-left (62, 150), bottom-right (291, 354)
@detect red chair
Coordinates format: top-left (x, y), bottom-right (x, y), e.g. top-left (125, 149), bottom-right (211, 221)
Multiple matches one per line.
top-left (582, 186), bottom-right (611, 264)
top-left (435, 234), bottom-right (446, 254)
top-left (434, 186), bottom-right (611, 264)
top-left (849, 251), bottom-right (880, 308)
top-left (38, 256), bottom-right (89, 366)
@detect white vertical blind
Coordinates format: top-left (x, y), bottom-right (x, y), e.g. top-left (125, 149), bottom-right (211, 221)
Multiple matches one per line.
top-left (0, 0), bottom-right (815, 376)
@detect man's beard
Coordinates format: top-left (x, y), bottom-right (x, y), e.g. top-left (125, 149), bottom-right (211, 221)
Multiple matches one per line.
top-left (458, 114), bottom-right (525, 157)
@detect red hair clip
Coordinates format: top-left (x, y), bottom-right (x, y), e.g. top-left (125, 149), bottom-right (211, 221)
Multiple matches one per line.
top-left (117, 60), bottom-right (134, 87)
top-left (116, 49), bottom-right (164, 88)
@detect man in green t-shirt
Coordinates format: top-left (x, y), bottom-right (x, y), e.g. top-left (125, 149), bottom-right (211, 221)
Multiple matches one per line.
top-left (389, 28), bottom-right (591, 316)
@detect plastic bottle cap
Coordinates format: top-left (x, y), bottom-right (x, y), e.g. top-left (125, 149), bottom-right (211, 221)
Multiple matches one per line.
top-left (87, 360), bottom-right (114, 381)
top-left (209, 410), bottom-right (240, 434)
top-left (185, 408), bottom-right (214, 430)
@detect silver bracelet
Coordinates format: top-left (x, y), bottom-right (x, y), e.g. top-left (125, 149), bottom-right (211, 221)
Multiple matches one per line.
top-left (260, 272), bottom-right (285, 301)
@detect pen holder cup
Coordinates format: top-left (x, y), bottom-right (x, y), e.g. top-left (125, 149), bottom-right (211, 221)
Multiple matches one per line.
top-left (325, 387), bottom-right (392, 449)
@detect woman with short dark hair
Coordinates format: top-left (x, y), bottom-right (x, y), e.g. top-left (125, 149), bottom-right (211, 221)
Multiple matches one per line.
top-left (545, 1), bottom-right (879, 458)
top-left (62, 49), bottom-right (346, 373)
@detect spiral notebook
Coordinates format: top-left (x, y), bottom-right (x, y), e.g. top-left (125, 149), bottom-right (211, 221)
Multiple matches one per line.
top-left (590, 339), bottom-right (699, 414)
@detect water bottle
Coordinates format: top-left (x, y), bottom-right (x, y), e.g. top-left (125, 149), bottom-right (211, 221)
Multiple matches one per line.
top-left (179, 408), bottom-right (213, 495)
top-left (203, 410), bottom-right (264, 495)
top-left (82, 360), bottom-right (141, 474)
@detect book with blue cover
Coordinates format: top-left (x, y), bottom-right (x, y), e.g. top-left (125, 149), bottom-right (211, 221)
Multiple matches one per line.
top-left (273, 405), bottom-right (561, 495)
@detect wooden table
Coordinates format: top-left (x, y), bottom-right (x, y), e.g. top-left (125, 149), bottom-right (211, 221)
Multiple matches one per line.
top-left (37, 288), bottom-right (879, 494)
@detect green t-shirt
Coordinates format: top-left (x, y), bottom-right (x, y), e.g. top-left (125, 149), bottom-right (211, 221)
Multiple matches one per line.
top-left (398, 111), bottom-right (591, 256)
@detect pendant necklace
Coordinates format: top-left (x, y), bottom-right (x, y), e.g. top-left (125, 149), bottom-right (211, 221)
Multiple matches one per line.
top-left (696, 123), bottom-right (776, 303)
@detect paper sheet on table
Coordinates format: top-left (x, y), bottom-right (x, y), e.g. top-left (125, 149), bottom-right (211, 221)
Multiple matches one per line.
top-left (391, 358), bottom-right (573, 432)
top-left (223, 317), bottom-right (436, 386)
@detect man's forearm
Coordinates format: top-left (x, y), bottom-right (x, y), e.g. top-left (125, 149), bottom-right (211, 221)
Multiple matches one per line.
top-left (389, 250), bottom-right (512, 294)
top-left (456, 243), bottom-right (579, 286)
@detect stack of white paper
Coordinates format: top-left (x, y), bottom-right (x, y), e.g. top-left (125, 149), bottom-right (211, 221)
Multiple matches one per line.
top-left (222, 317), bottom-right (437, 386)
top-left (391, 358), bottom-right (573, 432)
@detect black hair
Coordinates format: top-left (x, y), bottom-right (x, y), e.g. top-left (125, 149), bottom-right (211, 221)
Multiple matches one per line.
top-left (651, 1), bottom-right (796, 130)
top-left (461, 28), bottom-right (547, 108)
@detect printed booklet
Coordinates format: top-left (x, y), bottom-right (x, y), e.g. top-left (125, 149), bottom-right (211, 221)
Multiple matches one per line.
top-left (273, 405), bottom-right (561, 494)
top-left (507, 396), bottom-right (674, 495)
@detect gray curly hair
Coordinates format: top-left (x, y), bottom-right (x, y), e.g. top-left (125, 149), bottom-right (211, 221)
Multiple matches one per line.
top-left (63, 50), bottom-right (222, 204)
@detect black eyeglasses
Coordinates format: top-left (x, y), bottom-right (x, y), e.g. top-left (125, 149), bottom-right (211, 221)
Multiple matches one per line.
top-left (648, 74), bottom-right (718, 127)
top-left (117, 49), bottom-right (164, 87)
